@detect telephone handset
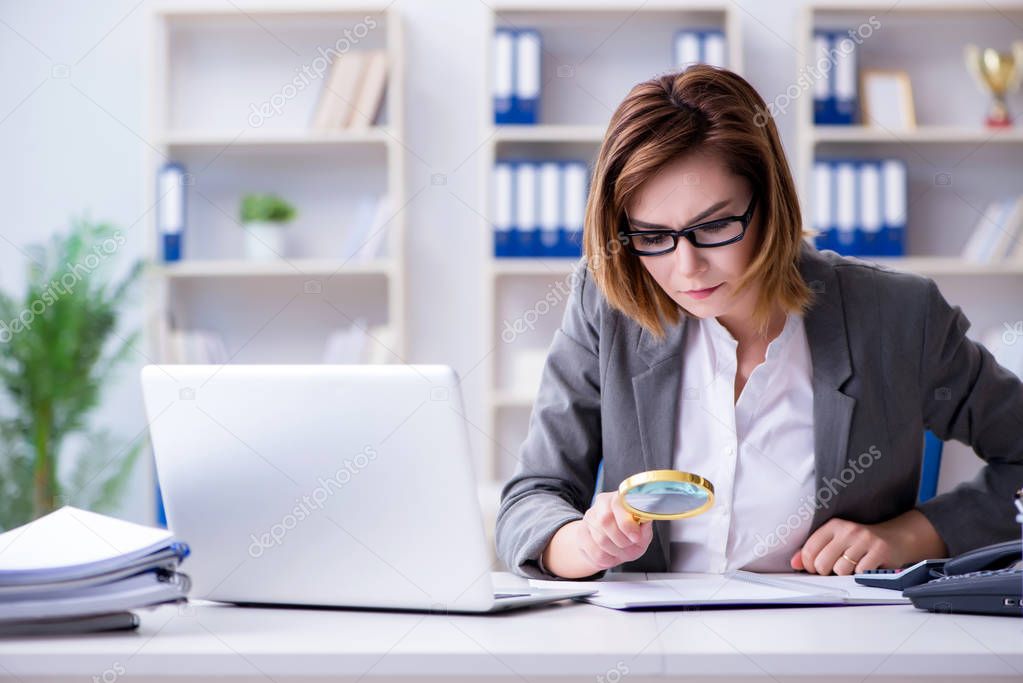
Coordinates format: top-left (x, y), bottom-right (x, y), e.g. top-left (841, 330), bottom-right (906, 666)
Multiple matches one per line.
top-left (854, 540), bottom-right (1022, 617)
top-left (942, 539), bottom-right (1022, 575)
top-left (901, 540), bottom-right (1021, 617)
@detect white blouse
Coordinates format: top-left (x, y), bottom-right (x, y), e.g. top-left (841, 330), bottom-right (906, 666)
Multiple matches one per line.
top-left (669, 311), bottom-right (817, 573)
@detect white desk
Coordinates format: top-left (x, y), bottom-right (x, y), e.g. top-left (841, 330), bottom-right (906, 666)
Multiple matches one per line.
top-left (1, 573), bottom-right (1020, 682)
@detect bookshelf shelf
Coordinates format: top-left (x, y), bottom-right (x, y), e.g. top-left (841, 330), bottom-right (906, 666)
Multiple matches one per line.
top-left (812, 125), bottom-right (1023, 145)
top-left (868, 257), bottom-right (1023, 276)
top-left (479, 3), bottom-right (743, 483)
top-left (160, 128), bottom-right (393, 148)
top-left (154, 3), bottom-right (390, 19)
top-left (151, 259), bottom-right (393, 279)
top-left (491, 258), bottom-right (578, 276)
top-left (492, 124), bottom-right (607, 144)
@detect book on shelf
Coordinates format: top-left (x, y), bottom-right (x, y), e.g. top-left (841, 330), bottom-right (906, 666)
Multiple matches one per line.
top-left (812, 158), bottom-right (906, 257)
top-left (813, 30), bottom-right (858, 125)
top-left (494, 160), bottom-right (587, 258)
top-left (311, 49), bottom-right (388, 131)
top-left (159, 327), bottom-right (229, 364)
top-left (341, 194), bottom-right (391, 262)
top-left (961, 197), bottom-right (1023, 264)
top-left (349, 49), bottom-right (388, 130)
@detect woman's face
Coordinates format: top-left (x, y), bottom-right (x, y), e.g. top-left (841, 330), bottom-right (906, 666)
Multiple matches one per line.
top-left (625, 151), bottom-right (760, 326)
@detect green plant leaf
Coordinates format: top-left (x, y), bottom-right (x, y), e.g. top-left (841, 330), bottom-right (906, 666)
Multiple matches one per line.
top-left (0, 218), bottom-right (142, 521)
top-left (240, 193), bottom-right (297, 224)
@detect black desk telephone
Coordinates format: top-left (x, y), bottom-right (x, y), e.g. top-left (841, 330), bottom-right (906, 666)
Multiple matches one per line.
top-left (855, 539), bottom-right (1023, 617)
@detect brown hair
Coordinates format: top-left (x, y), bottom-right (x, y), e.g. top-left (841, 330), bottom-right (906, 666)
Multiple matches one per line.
top-left (583, 65), bottom-right (813, 339)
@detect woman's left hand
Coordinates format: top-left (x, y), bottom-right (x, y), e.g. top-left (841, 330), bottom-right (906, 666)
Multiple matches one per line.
top-left (789, 517), bottom-right (907, 575)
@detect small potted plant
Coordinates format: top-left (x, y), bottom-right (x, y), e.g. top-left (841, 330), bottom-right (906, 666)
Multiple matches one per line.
top-left (240, 193), bottom-right (297, 261)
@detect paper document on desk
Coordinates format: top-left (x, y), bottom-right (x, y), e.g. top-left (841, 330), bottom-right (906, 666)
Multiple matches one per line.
top-left (0, 507), bottom-right (191, 633)
top-left (0, 571), bottom-right (190, 622)
top-left (0, 506), bottom-right (183, 584)
top-left (529, 570), bottom-right (910, 610)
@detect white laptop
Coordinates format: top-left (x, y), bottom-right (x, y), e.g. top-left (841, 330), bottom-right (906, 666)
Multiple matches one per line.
top-left (141, 364), bottom-right (594, 613)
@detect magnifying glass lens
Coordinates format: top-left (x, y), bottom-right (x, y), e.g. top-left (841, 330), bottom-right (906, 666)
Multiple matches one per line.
top-left (623, 481), bottom-right (709, 516)
top-left (618, 470), bottom-right (715, 522)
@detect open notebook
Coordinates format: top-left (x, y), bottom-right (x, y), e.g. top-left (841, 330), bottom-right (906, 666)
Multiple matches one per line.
top-left (528, 570), bottom-right (911, 610)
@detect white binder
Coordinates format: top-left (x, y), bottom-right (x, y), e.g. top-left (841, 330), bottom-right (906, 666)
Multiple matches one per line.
top-left (493, 30), bottom-right (514, 118)
top-left (702, 31), bottom-right (726, 68)
top-left (515, 162), bottom-right (539, 243)
top-left (859, 162), bottom-right (883, 249)
top-left (812, 161), bottom-right (832, 247)
top-left (494, 162), bottom-right (514, 249)
top-left (514, 31), bottom-right (541, 120)
top-left (835, 162), bottom-right (858, 250)
top-left (538, 162), bottom-right (561, 252)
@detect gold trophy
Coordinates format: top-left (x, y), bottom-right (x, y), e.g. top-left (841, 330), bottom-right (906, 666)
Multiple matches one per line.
top-left (964, 42), bottom-right (1023, 128)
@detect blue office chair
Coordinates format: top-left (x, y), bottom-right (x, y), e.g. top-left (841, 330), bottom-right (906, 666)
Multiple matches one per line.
top-left (592, 430), bottom-right (944, 508)
top-left (592, 459), bottom-right (605, 506)
top-left (918, 430), bottom-right (944, 503)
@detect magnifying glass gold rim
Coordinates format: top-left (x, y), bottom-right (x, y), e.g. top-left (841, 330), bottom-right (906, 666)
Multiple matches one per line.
top-left (618, 469), bottom-right (716, 521)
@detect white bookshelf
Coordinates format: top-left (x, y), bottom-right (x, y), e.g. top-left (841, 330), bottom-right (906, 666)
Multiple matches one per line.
top-left (144, 2), bottom-right (406, 369)
top-left (796, 3), bottom-right (1023, 495)
top-left (479, 2), bottom-right (743, 483)
top-left (796, 3), bottom-right (1023, 274)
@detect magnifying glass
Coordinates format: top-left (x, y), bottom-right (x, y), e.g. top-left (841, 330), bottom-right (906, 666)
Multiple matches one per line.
top-left (617, 470), bottom-right (715, 523)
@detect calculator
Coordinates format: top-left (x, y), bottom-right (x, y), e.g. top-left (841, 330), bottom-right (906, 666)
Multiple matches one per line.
top-left (854, 559), bottom-right (948, 590)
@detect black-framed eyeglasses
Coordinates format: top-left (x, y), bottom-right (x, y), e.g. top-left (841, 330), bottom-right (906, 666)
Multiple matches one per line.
top-left (619, 194), bottom-right (757, 256)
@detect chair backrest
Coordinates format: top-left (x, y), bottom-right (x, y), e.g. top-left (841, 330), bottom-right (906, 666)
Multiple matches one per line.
top-left (918, 430), bottom-right (944, 503)
top-left (592, 459), bottom-right (605, 507)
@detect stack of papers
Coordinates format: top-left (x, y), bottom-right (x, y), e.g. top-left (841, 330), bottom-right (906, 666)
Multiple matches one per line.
top-left (529, 570), bottom-right (910, 610)
top-left (0, 507), bottom-right (191, 635)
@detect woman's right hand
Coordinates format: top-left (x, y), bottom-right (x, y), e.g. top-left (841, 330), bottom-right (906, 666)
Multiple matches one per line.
top-left (542, 492), bottom-right (655, 578)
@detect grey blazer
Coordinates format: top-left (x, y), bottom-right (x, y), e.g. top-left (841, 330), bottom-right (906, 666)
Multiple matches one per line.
top-left (496, 243), bottom-right (1023, 580)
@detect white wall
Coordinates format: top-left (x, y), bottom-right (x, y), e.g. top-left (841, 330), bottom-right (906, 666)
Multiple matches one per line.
top-left (0, 0), bottom-right (1017, 523)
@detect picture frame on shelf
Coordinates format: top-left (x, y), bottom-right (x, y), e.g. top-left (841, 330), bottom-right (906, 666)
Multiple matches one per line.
top-left (860, 69), bottom-right (917, 131)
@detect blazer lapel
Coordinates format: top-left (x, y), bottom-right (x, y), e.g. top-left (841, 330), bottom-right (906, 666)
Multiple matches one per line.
top-left (632, 314), bottom-right (689, 570)
top-left (633, 316), bottom-right (689, 472)
top-left (798, 245), bottom-right (856, 531)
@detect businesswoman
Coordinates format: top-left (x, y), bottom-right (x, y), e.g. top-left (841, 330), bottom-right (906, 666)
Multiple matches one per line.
top-left (495, 65), bottom-right (1023, 580)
